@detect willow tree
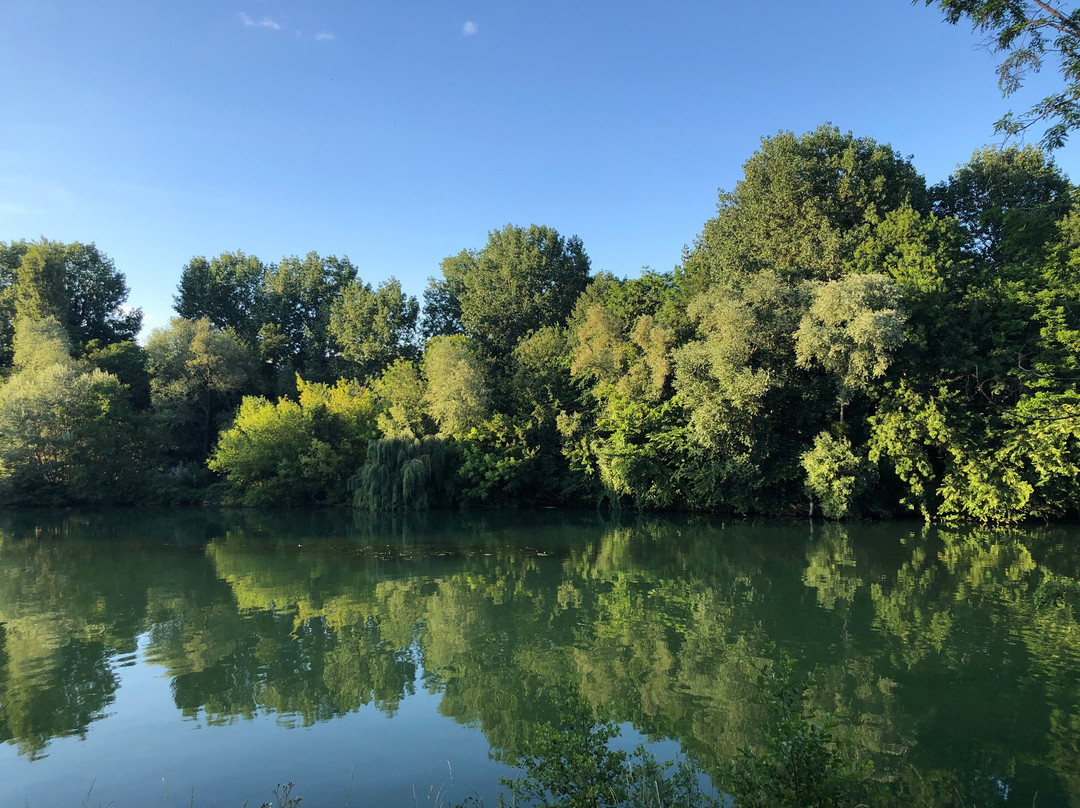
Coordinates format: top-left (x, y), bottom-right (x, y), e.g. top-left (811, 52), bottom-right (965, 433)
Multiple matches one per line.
top-left (349, 437), bottom-right (453, 511)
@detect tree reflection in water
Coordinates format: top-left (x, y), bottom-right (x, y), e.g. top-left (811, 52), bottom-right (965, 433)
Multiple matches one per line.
top-left (0, 509), bottom-right (1077, 805)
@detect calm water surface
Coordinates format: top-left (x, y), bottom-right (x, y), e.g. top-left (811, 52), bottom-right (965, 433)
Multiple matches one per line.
top-left (0, 510), bottom-right (1078, 807)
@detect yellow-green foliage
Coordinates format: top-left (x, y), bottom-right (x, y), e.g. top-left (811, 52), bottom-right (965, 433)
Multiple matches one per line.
top-left (422, 335), bottom-right (490, 436)
top-left (801, 432), bottom-right (874, 519)
top-left (0, 317), bottom-right (145, 505)
top-left (209, 376), bottom-right (377, 505)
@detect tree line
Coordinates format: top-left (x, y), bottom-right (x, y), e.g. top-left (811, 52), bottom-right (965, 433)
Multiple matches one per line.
top-left (2, 126), bottom-right (1079, 522)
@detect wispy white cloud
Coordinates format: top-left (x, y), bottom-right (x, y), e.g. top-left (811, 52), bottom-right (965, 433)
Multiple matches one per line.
top-left (239, 11), bottom-right (283, 30)
top-left (463, 20), bottom-right (478, 36)
top-left (314, 32), bottom-right (335, 41)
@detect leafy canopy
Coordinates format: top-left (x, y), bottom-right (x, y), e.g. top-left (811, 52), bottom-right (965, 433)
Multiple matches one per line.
top-left (209, 377), bottom-right (377, 505)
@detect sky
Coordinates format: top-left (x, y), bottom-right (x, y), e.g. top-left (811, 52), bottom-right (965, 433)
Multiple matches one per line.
top-left (3, 0), bottom-right (1078, 335)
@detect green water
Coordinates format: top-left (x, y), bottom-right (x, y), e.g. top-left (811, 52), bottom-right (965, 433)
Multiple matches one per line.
top-left (0, 510), bottom-right (1078, 807)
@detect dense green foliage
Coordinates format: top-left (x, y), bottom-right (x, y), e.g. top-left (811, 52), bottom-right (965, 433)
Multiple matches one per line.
top-left (4, 128), bottom-right (1080, 520)
top-left (0, 318), bottom-right (148, 505)
top-left (145, 316), bottom-right (254, 463)
top-left (209, 377), bottom-right (378, 506)
top-left (0, 239), bottom-right (142, 367)
top-left (349, 436), bottom-right (453, 511)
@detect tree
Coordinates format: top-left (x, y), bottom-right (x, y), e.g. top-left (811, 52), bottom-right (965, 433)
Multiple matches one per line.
top-left (0, 243), bottom-right (20, 367)
top-left (512, 326), bottom-right (577, 415)
top-left (145, 317), bottom-right (254, 459)
top-left (258, 252), bottom-right (358, 381)
top-left (209, 377), bottom-right (378, 505)
top-left (13, 241), bottom-right (67, 324)
top-left (12, 315), bottom-right (72, 372)
top-left (446, 224), bottom-right (592, 356)
top-left (62, 242), bottom-right (142, 346)
top-left (924, 0), bottom-right (1080, 148)
top-left (931, 146), bottom-right (1071, 271)
top-left (371, 359), bottom-right (434, 439)
top-left (329, 277), bottom-right (419, 380)
top-left (0, 240), bottom-right (141, 364)
top-left (563, 292), bottom-right (689, 509)
top-left (800, 432), bottom-right (875, 519)
top-left (795, 273), bottom-right (908, 421)
top-left (679, 126), bottom-right (927, 293)
top-left (174, 251), bottom-right (266, 343)
top-left (83, 339), bottom-right (151, 409)
top-left (675, 272), bottom-right (806, 450)
top-left (422, 335), bottom-right (491, 436)
top-left (421, 253), bottom-right (468, 340)
top-left (579, 269), bottom-right (684, 335)
top-left (0, 318), bottom-right (147, 505)
top-left (349, 436), bottom-right (453, 511)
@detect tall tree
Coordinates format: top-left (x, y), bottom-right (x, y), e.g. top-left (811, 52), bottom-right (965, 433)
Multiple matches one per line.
top-left (329, 277), bottom-right (419, 381)
top-left (13, 241), bottom-right (67, 323)
top-left (173, 251), bottom-right (266, 343)
top-left (931, 145), bottom-right (1072, 272)
top-left (0, 317), bottom-right (147, 505)
top-left (145, 317), bottom-right (254, 459)
top-left (371, 359), bottom-right (433, 439)
top-left (422, 335), bottom-right (491, 436)
top-left (421, 253), bottom-right (469, 340)
top-left (795, 273), bottom-right (908, 421)
top-left (62, 242), bottom-right (142, 346)
top-left (0, 240), bottom-right (141, 365)
top-left (439, 224), bottom-right (591, 357)
top-left (0, 242), bottom-right (24, 367)
top-left (679, 126), bottom-right (927, 293)
top-left (258, 252), bottom-right (357, 382)
top-left (923, 0), bottom-right (1080, 148)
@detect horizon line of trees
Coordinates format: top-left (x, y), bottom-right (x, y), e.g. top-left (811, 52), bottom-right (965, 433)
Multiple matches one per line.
top-left (2, 125), bottom-right (1080, 523)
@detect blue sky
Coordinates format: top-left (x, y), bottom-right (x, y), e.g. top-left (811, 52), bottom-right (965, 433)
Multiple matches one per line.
top-left (3, 0), bottom-right (1077, 335)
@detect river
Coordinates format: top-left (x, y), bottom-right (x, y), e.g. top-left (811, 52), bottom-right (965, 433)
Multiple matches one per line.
top-left (0, 509), bottom-right (1077, 806)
